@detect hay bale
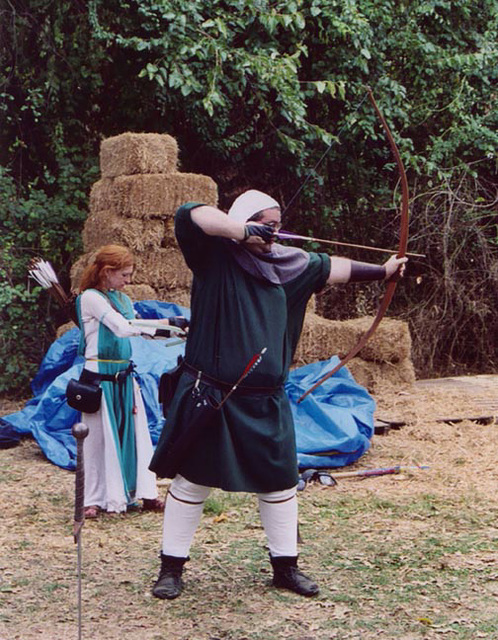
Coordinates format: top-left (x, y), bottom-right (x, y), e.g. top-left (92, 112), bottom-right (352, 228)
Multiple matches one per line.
top-left (100, 132), bottom-right (178, 178)
top-left (81, 210), bottom-right (117, 252)
top-left (73, 132), bottom-right (219, 301)
top-left (155, 286), bottom-right (191, 309)
top-left (89, 173), bottom-right (218, 219)
top-left (123, 284), bottom-right (157, 301)
top-left (115, 216), bottom-right (164, 252)
top-left (89, 178), bottom-right (113, 212)
top-left (162, 217), bottom-right (176, 247)
top-left (342, 316), bottom-right (412, 363)
top-left (294, 313), bottom-right (411, 365)
top-left (133, 248), bottom-right (192, 290)
top-left (347, 357), bottom-right (416, 394)
top-left (293, 311), bottom-right (414, 394)
top-left (168, 171), bottom-right (219, 214)
top-left (82, 210), bottom-right (165, 253)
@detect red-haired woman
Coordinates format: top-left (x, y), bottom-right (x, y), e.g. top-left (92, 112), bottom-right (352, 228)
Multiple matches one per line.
top-left (76, 244), bottom-right (173, 518)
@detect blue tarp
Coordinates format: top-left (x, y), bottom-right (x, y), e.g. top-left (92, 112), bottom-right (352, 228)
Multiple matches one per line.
top-left (1, 300), bottom-right (375, 471)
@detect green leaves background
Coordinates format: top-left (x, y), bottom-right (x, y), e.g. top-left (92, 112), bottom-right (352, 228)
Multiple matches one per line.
top-left (1, 0), bottom-right (496, 393)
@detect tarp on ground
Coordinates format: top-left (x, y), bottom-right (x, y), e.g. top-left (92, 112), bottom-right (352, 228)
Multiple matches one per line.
top-left (1, 301), bottom-right (375, 472)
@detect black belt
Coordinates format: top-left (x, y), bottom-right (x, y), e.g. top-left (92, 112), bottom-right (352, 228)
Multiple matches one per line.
top-left (80, 363), bottom-right (134, 443)
top-left (183, 362), bottom-right (281, 397)
top-left (80, 363), bottom-right (134, 386)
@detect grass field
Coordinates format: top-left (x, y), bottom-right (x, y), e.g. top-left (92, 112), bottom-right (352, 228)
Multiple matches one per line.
top-left (1, 382), bottom-right (497, 640)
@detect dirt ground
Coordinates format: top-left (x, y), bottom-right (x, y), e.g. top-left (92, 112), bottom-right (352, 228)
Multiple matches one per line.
top-left (1, 376), bottom-right (497, 640)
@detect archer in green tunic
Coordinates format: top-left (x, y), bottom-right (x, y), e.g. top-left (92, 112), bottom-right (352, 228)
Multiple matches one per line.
top-left (150, 189), bottom-right (407, 600)
top-left (150, 203), bottom-right (330, 493)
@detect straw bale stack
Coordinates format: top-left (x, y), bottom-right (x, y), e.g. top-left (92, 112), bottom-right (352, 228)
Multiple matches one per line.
top-left (100, 132), bottom-right (178, 178)
top-left (72, 132), bottom-right (218, 307)
top-left (294, 312), bottom-right (414, 392)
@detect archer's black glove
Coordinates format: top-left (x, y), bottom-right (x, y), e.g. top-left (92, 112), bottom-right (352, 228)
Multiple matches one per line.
top-left (242, 223), bottom-right (276, 244)
top-left (154, 329), bottom-right (172, 338)
top-left (155, 316), bottom-right (189, 338)
top-left (168, 316), bottom-right (189, 331)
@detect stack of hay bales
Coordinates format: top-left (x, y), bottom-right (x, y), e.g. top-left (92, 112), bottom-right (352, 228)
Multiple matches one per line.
top-left (294, 313), bottom-right (415, 392)
top-left (71, 132), bottom-right (218, 306)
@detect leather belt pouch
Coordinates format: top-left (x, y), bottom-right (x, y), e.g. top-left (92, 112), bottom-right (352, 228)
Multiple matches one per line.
top-left (66, 376), bottom-right (102, 414)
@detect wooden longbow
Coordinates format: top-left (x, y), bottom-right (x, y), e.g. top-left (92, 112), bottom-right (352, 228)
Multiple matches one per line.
top-left (297, 87), bottom-right (410, 403)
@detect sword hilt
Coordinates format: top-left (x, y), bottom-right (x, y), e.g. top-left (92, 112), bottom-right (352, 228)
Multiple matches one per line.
top-left (72, 422), bottom-right (89, 542)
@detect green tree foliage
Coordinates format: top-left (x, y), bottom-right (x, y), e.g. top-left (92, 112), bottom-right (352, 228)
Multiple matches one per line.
top-left (0, 167), bottom-right (85, 395)
top-left (0, 0), bottom-right (496, 394)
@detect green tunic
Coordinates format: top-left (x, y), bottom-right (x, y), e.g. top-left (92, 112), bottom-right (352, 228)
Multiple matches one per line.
top-left (150, 204), bottom-right (330, 492)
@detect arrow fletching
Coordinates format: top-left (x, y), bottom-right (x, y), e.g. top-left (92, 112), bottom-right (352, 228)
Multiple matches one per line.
top-left (28, 257), bottom-right (77, 323)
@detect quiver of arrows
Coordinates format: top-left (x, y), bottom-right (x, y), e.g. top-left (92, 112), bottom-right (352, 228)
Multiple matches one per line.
top-left (28, 258), bottom-right (78, 325)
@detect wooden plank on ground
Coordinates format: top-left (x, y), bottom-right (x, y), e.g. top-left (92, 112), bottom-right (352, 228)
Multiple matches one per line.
top-left (375, 374), bottom-right (497, 433)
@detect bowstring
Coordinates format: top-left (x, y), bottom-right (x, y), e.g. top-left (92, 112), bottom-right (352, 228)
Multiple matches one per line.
top-left (282, 89), bottom-right (370, 216)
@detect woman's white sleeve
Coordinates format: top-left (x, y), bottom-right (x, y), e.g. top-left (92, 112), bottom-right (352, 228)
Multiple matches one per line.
top-left (81, 291), bottom-right (156, 338)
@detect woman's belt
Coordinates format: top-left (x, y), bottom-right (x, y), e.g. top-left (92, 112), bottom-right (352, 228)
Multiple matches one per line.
top-left (80, 363), bottom-right (135, 444)
top-left (86, 358), bottom-right (129, 363)
top-left (80, 362), bottom-right (134, 386)
top-left (183, 362), bottom-right (281, 397)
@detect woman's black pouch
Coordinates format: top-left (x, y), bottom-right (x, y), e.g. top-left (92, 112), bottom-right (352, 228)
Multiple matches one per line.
top-left (66, 375), bottom-right (102, 413)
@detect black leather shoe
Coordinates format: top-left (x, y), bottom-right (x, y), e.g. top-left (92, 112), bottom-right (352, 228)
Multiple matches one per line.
top-left (152, 554), bottom-right (188, 600)
top-left (270, 555), bottom-right (319, 597)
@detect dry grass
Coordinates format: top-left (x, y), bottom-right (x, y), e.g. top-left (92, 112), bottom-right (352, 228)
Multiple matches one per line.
top-left (1, 381), bottom-right (498, 640)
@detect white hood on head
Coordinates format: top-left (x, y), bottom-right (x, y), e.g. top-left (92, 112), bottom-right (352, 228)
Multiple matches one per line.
top-left (227, 189), bottom-right (280, 223)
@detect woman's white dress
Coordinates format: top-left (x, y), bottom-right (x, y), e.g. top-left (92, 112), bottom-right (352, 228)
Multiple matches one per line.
top-left (79, 289), bottom-right (159, 513)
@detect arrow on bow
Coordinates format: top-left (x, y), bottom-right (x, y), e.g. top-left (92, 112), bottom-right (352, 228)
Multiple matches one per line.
top-left (297, 86), bottom-right (410, 403)
top-left (275, 230), bottom-right (424, 258)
